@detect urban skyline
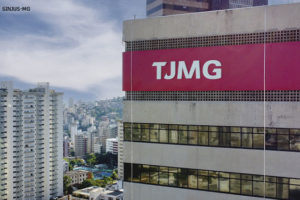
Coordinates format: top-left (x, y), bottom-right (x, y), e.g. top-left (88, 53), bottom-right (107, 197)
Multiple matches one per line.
top-left (1, 1), bottom-right (300, 200)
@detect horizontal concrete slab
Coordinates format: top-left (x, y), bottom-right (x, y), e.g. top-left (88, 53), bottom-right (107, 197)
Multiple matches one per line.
top-left (124, 182), bottom-right (273, 200)
top-left (124, 142), bottom-right (300, 178)
top-left (123, 101), bottom-right (300, 128)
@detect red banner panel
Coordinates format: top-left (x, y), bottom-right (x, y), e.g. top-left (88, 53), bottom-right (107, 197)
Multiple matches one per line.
top-left (123, 42), bottom-right (300, 91)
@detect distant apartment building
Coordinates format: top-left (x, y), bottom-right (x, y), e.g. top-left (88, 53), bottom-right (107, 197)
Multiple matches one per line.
top-left (0, 81), bottom-right (63, 199)
top-left (75, 134), bottom-right (87, 157)
top-left (146, 0), bottom-right (268, 17)
top-left (65, 170), bottom-right (89, 185)
top-left (98, 121), bottom-right (110, 153)
top-left (63, 160), bottom-right (69, 174)
top-left (109, 124), bottom-right (118, 138)
top-left (93, 142), bottom-right (102, 154)
top-left (70, 122), bottom-right (78, 145)
top-left (106, 138), bottom-right (118, 155)
top-left (123, 3), bottom-right (300, 200)
top-left (93, 136), bottom-right (102, 154)
top-left (117, 121), bottom-right (124, 180)
top-left (86, 132), bottom-right (94, 154)
top-left (63, 136), bottom-right (70, 157)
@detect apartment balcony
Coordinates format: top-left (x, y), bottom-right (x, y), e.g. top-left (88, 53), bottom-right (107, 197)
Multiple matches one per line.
top-left (23, 155), bottom-right (34, 160)
top-left (24, 135), bottom-right (35, 140)
top-left (24, 140), bottom-right (34, 144)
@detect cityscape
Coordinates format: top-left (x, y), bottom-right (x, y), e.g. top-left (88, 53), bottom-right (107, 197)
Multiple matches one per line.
top-left (1, 0), bottom-right (300, 200)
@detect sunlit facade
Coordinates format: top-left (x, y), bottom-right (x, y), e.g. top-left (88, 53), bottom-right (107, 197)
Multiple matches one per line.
top-left (0, 81), bottom-right (63, 200)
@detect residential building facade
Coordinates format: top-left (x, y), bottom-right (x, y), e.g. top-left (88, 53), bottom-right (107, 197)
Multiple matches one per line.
top-left (106, 138), bottom-right (118, 155)
top-left (0, 81), bottom-right (63, 200)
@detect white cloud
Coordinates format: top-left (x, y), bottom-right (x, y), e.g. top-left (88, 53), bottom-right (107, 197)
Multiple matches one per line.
top-left (0, 0), bottom-right (124, 98)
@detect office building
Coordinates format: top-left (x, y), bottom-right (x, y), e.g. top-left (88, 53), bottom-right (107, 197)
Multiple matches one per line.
top-left (106, 138), bottom-right (118, 155)
top-left (147, 0), bottom-right (210, 17)
top-left (0, 81), bottom-right (63, 199)
top-left (122, 3), bottom-right (300, 200)
top-left (146, 0), bottom-right (268, 17)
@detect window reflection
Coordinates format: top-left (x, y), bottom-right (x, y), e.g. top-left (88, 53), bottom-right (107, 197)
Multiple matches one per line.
top-left (242, 133), bottom-right (252, 148)
top-left (169, 130), bottom-right (178, 143)
top-left (159, 129), bottom-right (168, 143)
top-left (159, 168), bottom-right (168, 186)
top-left (141, 129), bottom-right (149, 142)
top-left (124, 123), bottom-right (300, 152)
top-left (209, 132), bottom-right (219, 146)
top-left (231, 133), bottom-right (241, 147)
top-left (219, 132), bottom-right (230, 147)
top-left (198, 132), bottom-right (208, 145)
top-left (150, 129), bottom-right (159, 142)
top-left (149, 166), bottom-right (158, 184)
top-left (125, 163), bottom-right (300, 200)
top-left (188, 131), bottom-right (198, 145)
top-left (209, 171), bottom-right (218, 191)
top-left (178, 130), bottom-right (188, 144)
top-left (141, 165), bottom-right (149, 183)
top-left (178, 169), bottom-right (188, 188)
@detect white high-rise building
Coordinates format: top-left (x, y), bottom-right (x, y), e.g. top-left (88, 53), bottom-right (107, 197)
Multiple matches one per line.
top-left (70, 122), bottom-right (78, 146)
top-left (0, 81), bottom-right (63, 200)
top-left (106, 138), bottom-right (118, 155)
top-left (98, 121), bottom-right (110, 152)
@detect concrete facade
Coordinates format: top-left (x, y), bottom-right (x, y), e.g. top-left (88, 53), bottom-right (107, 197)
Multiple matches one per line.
top-left (123, 3), bottom-right (300, 200)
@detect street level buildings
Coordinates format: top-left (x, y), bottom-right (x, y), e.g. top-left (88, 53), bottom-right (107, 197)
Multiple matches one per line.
top-left (0, 81), bottom-right (63, 199)
top-left (65, 170), bottom-right (89, 185)
top-left (122, 3), bottom-right (300, 200)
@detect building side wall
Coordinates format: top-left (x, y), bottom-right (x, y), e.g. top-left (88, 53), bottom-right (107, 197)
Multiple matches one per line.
top-left (123, 142), bottom-right (300, 178)
top-left (123, 101), bottom-right (300, 129)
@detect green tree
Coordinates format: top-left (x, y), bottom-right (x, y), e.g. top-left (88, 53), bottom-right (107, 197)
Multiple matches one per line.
top-left (63, 176), bottom-right (72, 195)
top-left (80, 179), bottom-right (94, 189)
top-left (86, 153), bottom-right (97, 166)
top-left (111, 170), bottom-right (118, 180)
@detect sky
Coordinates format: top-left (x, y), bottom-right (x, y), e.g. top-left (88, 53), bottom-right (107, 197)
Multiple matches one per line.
top-left (0, 0), bottom-right (145, 101)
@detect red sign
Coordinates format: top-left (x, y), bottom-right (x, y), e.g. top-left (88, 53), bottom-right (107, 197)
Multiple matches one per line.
top-left (123, 42), bottom-right (300, 91)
